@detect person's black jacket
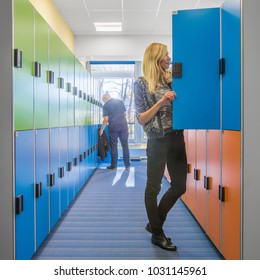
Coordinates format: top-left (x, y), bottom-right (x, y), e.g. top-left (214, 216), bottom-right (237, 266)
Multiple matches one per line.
top-left (98, 128), bottom-right (110, 161)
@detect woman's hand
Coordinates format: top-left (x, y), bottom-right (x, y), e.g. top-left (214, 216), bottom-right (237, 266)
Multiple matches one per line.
top-left (159, 91), bottom-right (177, 106)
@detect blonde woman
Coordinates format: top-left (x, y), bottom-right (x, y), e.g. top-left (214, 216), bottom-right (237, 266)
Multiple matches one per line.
top-left (134, 43), bottom-right (187, 251)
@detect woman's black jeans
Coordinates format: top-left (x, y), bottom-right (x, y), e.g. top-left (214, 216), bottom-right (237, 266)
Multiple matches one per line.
top-left (145, 130), bottom-right (187, 235)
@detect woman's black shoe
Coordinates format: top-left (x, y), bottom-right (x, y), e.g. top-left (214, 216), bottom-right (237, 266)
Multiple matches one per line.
top-left (107, 165), bottom-right (116, 170)
top-left (145, 223), bottom-right (171, 241)
top-left (151, 234), bottom-right (177, 251)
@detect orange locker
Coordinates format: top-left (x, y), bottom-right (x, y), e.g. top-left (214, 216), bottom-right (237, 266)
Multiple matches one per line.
top-left (195, 130), bottom-right (207, 230)
top-left (221, 130), bottom-right (241, 259)
top-left (206, 130), bottom-right (221, 249)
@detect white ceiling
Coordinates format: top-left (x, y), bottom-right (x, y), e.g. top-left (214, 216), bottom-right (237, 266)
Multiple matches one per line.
top-left (52, 0), bottom-right (225, 36)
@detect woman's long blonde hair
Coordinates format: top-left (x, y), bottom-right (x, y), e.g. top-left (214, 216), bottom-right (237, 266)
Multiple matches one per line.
top-left (142, 42), bottom-right (172, 93)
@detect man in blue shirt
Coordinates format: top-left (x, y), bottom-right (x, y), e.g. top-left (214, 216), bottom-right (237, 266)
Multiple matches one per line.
top-left (99, 92), bottom-right (130, 170)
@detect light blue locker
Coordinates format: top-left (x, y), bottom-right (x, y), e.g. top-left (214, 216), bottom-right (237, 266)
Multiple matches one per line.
top-left (59, 127), bottom-right (68, 214)
top-left (49, 128), bottom-right (60, 230)
top-left (172, 8), bottom-right (221, 129)
top-left (222, 0), bottom-right (241, 130)
top-left (15, 130), bottom-right (34, 260)
top-left (35, 129), bottom-right (49, 249)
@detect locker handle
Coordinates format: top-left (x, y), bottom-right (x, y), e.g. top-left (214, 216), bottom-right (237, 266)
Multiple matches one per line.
top-left (219, 58), bottom-right (225, 75)
top-left (34, 62), bottom-right (41, 77)
top-left (66, 82), bottom-right (72, 93)
top-left (58, 77), bottom-right (64, 89)
top-left (67, 161), bottom-right (72, 172)
top-left (73, 157), bottom-right (78, 166)
top-left (59, 167), bottom-right (65, 178)
top-left (48, 173), bottom-right (55, 187)
top-left (194, 169), bottom-right (200, 181)
top-left (79, 90), bottom-right (82, 98)
top-left (15, 195), bottom-right (24, 215)
top-left (79, 154), bottom-right (83, 162)
top-left (218, 185), bottom-right (225, 202)
top-left (35, 182), bottom-right (42, 198)
top-left (187, 163), bottom-right (192, 173)
top-left (83, 93), bottom-right (87, 100)
top-left (47, 70), bottom-right (54, 84)
top-left (84, 151), bottom-right (87, 158)
top-left (73, 86), bottom-right (78, 96)
top-left (204, 176), bottom-right (210, 190)
top-left (14, 49), bottom-right (22, 68)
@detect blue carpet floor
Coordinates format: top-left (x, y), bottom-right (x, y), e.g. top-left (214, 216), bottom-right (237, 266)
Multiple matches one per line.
top-left (32, 160), bottom-right (223, 260)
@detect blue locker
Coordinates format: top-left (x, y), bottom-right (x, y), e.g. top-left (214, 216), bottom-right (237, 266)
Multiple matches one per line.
top-left (35, 129), bottom-right (49, 249)
top-left (68, 126), bottom-right (75, 202)
top-left (79, 126), bottom-right (85, 189)
top-left (15, 130), bottom-right (34, 260)
top-left (222, 0), bottom-right (241, 130)
top-left (172, 8), bottom-right (220, 129)
top-left (74, 126), bottom-right (80, 194)
top-left (59, 127), bottom-right (68, 214)
top-left (49, 128), bottom-right (60, 230)
top-left (83, 125), bottom-right (89, 183)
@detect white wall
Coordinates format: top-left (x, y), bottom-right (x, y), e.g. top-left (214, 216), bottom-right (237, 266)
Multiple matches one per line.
top-left (74, 35), bottom-right (172, 61)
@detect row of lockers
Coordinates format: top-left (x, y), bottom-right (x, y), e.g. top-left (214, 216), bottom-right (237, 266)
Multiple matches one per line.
top-left (15, 125), bottom-right (99, 260)
top-left (184, 129), bottom-right (240, 260)
top-left (13, 0), bottom-right (101, 131)
top-left (165, 129), bottom-right (240, 260)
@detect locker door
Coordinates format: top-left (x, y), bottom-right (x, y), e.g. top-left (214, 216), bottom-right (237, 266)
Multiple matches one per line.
top-left (48, 28), bottom-right (60, 128)
top-left (206, 130), bottom-right (221, 250)
top-left (59, 41), bottom-right (68, 127)
top-left (221, 130), bottom-right (241, 259)
top-left (49, 128), bottom-right (60, 230)
top-left (35, 129), bottom-right (49, 249)
top-left (15, 130), bottom-right (34, 260)
top-left (172, 8), bottom-right (220, 129)
top-left (34, 11), bottom-right (49, 129)
top-left (67, 50), bottom-right (75, 126)
top-left (59, 127), bottom-right (68, 214)
top-left (68, 127), bottom-right (75, 202)
top-left (195, 130), bottom-right (207, 230)
top-left (222, 0), bottom-right (241, 130)
top-left (13, 1), bottom-right (34, 131)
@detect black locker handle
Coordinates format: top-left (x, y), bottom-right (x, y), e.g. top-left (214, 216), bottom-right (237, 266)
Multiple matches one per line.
top-left (73, 86), bottom-right (78, 96)
top-left (73, 157), bottom-right (78, 166)
top-left (48, 173), bottom-right (55, 187)
top-left (194, 169), bottom-right (200, 181)
top-left (84, 151), bottom-right (87, 158)
top-left (14, 49), bottom-right (22, 68)
top-left (204, 176), bottom-right (210, 190)
top-left (59, 167), bottom-right (65, 178)
top-left (67, 161), bottom-right (72, 171)
top-left (47, 70), bottom-right (54, 84)
top-left (219, 58), bottom-right (226, 75)
top-left (58, 77), bottom-right (64, 89)
top-left (79, 154), bottom-right (83, 162)
top-left (67, 82), bottom-right (72, 93)
top-left (79, 90), bottom-right (82, 98)
top-left (34, 62), bottom-right (41, 77)
top-left (35, 182), bottom-right (42, 198)
top-left (16, 195), bottom-right (24, 215)
top-left (187, 163), bottom-right (192, 173)
top-left (218, 185), bottom-right (225, 202)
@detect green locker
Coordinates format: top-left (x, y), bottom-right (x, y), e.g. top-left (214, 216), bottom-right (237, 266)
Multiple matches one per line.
top-left (34, 11), bottom-right (49, 129)
top-left (74, 59), bottom-right (81, 126)
top-left (13, 0), bottom-right (34, 131)
top-left (59, 40), bottom-right (68, 127)
top-left (48, 28), bottom-right (60, 128)
top-left (67, 50), bottom-right (75, 126)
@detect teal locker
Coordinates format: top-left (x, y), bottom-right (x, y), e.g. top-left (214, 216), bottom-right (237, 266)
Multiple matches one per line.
top-left (13, 0), bottom-right (34, 131)
top-left (35, 129), bottom-right (49, 249)
top-left (172, 8), bottom-right (221, 129)
top-left (222, 0), bottom-right (241, 130)
top-left (15, 130), bottom-right (34, 260)
top-left (49, 128), bottom-right (60, 230)
top-left (74, 59), bottom-right (81, 126)
top-left (48, 28), bottom-right (60, 128)
top-left (59, 40), bottom-right (68, 127)
top-left (34, 11), bottom-right (49, 129)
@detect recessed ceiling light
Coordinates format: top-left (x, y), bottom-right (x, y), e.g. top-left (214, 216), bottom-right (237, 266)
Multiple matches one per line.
top-left (94, 22), bottom-right (122, 32)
